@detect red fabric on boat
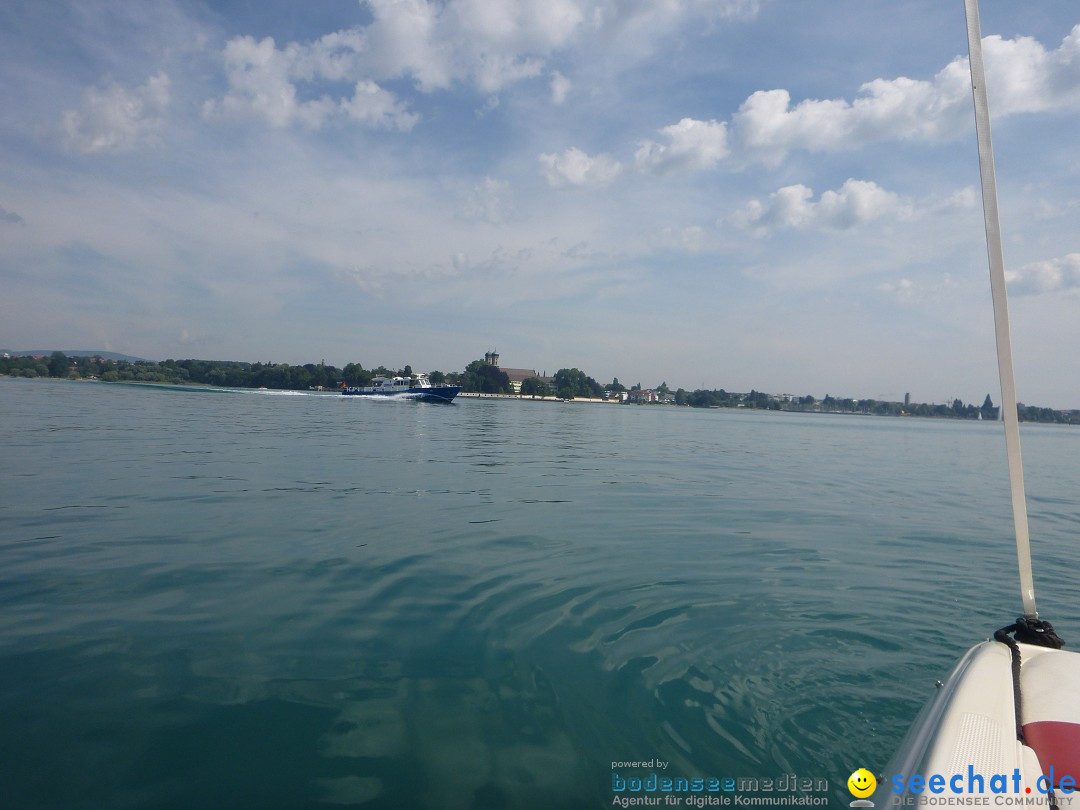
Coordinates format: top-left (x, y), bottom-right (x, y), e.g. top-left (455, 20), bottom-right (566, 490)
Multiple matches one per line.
top-left (1023, 721), bottom-right (1080, 787)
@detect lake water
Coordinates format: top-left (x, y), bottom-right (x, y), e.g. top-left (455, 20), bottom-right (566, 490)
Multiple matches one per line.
top-left (2, 378), bottom-right (1078, 809)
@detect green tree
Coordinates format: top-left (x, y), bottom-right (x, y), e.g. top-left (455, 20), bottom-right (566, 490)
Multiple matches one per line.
top-left (521, 377), bottom-right (552, 397)
top-left (552, 368), bottom-right (602, 399)
top-left (461, 359), bottom-right (511, 393)
top-left (47, 351), bottom-right (70, 378)
top-left (342, 363), bottom-right (373, 387)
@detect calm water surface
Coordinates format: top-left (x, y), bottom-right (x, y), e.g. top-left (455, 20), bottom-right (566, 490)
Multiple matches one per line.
top-left (2, 378), bottom-right (1078, 808)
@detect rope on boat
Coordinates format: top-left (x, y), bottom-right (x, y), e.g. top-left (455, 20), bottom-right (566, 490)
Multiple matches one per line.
top-left (992, 619), bottom-right (1064, 807)
top-left (993, 618), bottom-right (1065, 743)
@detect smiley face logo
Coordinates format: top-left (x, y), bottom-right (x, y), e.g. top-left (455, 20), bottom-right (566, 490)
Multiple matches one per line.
top-left (848, 768), bottom-right (876, 798)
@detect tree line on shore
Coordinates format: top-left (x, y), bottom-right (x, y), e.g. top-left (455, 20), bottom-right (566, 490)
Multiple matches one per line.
top-left (4, 351), bottom-right (1079, 424)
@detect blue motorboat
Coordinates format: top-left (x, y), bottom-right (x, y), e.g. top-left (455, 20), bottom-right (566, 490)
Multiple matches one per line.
top-left (340, 373), bottom-right (461, 403)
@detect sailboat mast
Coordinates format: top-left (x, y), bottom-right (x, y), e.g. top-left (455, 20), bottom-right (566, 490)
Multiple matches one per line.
top-left (963, 0), bottom-right (1037, 619)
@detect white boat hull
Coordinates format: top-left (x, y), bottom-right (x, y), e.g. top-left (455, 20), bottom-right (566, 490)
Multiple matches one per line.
top-left (878, 641), bottom-right (1080, 804)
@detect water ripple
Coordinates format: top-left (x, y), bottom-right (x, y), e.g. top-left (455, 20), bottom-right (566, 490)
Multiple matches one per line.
top-left (2, 380), bottom-right (1079, 808)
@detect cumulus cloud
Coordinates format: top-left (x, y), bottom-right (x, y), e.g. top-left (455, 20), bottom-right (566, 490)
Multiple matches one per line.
top-left (361, 0), bottom-right (582, 92)
top-left (1006, 254), bottom-right (1080, 295)
top-left (613, 25), bottom-right (1080, 174)
top-left (287, 28), bottom-right (368, 82)
top-left (617, 26), bottom-right (1080, 174)
top-left (539, 147), bottom-right (622, 188)
top-left (735, 179), bottom-right (914, 236)
top-left (731, 73), bottom-right (970, 165)
top-left (203, 35), bottom-right (417, 131)
top-left (361, 0), bottom-right (758, 93)
top-left (204, 1), bottom-right (592, 130)
top-left (728, 25), bottom-right (1080, 164)
top-left (205, 36), bottom-right (333, 129)
top-left (203, 0), bottom-right (766, 129)
top-left (341, 80), bottom-right (420, 129)
top-left (634, 118), bottom-right (729, 174)
top-left (61, 72), bottom-right (170, 154)
top-left (981, 27), bottom-right (1080, 114)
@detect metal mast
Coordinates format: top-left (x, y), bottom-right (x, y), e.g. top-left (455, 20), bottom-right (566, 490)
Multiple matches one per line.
top-left (963, 0), bottom-right (1037, 619)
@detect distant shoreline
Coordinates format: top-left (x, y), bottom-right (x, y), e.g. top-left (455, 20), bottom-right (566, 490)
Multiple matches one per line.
top-left (4, 353), bottom-right (1078, 425)
top-left (9, 376), bottom-right (1080, 426)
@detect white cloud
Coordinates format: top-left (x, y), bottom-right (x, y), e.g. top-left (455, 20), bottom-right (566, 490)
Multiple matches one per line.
top-left (815, 180), bottom-right (914, 228)
top-left (198, 0), bottom-right (773, 134)
top-left (205, 35), bottom-right (334, 129)
top-left (634, 118), bottom-right (729, 174)
top-left (1006, 254), bottom-right (1080, 295)
top-left (341, 80), bottom-right (419, 130)
top-left (600, 25), bottom-right (1080, 177)
top-left (288, 28), bottom-right (368, 82)
top-left (539, 147), bottom-right (622, 188)
top-left (204, 34), bottom-right (415, 131)
top-left (61, 72), bottom-right (170, 154)
top-left (205, 0), bottom-right (763, 112)
top-left (361, 0), bottom-right (582, 92)
top-left (735, 179), bottom-right (913, 236)
top-left (550, 70), bottom-right (571, 104)
top-left (729, 25), bottom-right (1080, 164)
top-left (982, 27), bottom-right (1080, 114)
top-left (731, 73), bottom-right (969, 165)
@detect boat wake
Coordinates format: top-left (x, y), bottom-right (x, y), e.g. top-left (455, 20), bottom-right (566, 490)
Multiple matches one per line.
top-left (245, 389), bottom-right (324, 397)
top-left (341, 391), bottom-right (431, 403)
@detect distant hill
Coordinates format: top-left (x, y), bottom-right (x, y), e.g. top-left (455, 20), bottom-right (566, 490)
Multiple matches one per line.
top-left (1, 349), bottom-right (149, 363)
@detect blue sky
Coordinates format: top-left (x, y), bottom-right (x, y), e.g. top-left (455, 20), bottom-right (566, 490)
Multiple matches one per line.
top-left (1, 1), bottom-right (1078, 406)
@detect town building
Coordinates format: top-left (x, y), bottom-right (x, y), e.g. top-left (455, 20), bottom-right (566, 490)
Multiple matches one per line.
top-left (483, 350), bottom-right (553, 394)
top-left (627, 389), bottom-right (658, 404)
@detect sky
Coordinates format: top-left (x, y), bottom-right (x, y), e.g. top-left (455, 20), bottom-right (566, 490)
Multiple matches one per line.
top-left (1, 1), bottom-right (1078, 407)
